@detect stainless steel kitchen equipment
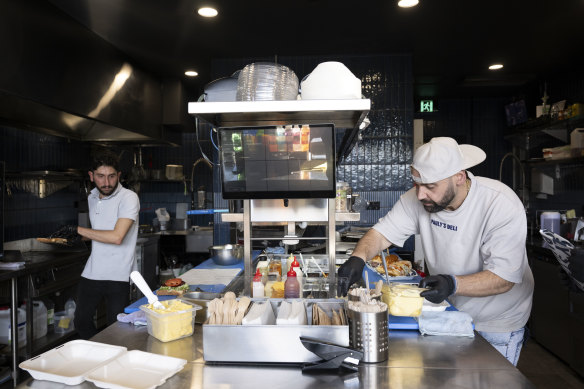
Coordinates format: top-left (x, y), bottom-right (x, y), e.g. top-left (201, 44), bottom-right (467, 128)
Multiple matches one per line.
top-left (202, 299), bottom-right (348, 363)
top-left (189, 99), bottom-right (369, 295)
top-left (208, 244), bottom-right (243, 266)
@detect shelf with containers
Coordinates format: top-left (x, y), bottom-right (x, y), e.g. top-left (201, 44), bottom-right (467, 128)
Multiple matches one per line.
top-left (188, 99), bottom-right (371, 295)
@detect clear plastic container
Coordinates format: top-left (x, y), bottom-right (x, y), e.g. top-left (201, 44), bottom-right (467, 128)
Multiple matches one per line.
top-left (54, 311), bottom-right (74, 333)
top-left (139, 300), bottom-right (201, 342)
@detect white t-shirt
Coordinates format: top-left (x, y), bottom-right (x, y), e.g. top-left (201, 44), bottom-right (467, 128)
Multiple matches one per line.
top-left (373, 172), bottom-right (534, 332)
top-left (83, 184), bottom-right (140, 282)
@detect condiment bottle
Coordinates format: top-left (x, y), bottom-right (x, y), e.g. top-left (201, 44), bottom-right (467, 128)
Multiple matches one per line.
top-left (284, 269), bottom-right (300, 298)
top-left (268, 257), bottom-right (282, 281)
top-left (290, 257), bottom-right (303, 289)
top-left (252, 269), bottom-right (265, 298)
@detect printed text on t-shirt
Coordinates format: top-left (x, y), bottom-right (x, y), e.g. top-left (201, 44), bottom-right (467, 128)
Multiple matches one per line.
top-left (430, 219), bottom-right (458, 231)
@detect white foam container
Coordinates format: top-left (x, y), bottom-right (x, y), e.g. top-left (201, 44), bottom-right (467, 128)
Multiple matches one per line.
top-left (85, 350), bottom-right (187, 389)
top-left (19, 340), bottom-right (127, 385)
top-left (19, 341), bottom-right (187, 388)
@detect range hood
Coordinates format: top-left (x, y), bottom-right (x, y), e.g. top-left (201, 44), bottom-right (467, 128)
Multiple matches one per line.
top-left (0, 1), bottom-right (185, 145)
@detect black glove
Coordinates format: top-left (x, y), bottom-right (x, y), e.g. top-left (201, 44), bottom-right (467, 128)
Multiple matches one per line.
top-left (337, 256), bottom-right (366, 297)
top-left (419, 274), bottom-right (456, 304)
top-left (50, 225), bottom-right (81, 244)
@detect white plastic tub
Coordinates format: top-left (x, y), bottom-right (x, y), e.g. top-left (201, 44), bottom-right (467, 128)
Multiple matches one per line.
top-left (85, 350), bottom-right (187, 389)
top-left (19, 340), bottom-right (127, 385)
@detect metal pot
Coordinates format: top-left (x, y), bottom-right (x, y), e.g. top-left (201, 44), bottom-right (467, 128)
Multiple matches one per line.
top-left (209, 244), bottom-right (243, 266)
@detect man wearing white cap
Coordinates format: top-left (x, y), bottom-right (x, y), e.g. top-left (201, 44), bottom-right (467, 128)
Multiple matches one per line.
top-left (337, 137), bottom-right (534, 366)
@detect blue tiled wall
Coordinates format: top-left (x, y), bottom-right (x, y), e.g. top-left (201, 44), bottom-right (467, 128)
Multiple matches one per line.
top-left (1, 125), bottom-right (92, 240)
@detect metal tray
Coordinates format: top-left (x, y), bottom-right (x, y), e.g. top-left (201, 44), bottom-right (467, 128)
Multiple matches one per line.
top-left (202, 299), bottom-right (348, 363)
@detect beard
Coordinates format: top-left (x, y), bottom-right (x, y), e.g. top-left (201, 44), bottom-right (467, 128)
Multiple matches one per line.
top-left (421, 181), bottom-right (456, 213)
top-left (96, 181), bottom-right (118, 196)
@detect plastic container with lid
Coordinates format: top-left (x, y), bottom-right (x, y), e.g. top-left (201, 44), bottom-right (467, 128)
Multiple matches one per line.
top-left (54, 311), bottom-right (74, 333)
top-left (284, 269), bottom-right (300, 298)
top-left (0, 306), bottom-right (27, 347)
top-left (541, 212), bottom-right (561, 235)
top-left (33, 300), bottom-right (48, 339)
top-left (267, 257), bottom-right (282, 281)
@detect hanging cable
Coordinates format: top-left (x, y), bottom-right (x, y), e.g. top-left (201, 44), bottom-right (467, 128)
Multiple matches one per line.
top-left (210, 127), bottom-right (219, 151)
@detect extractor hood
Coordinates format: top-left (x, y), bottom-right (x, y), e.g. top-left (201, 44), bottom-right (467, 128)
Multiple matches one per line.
top-left (0, 0), bottom-right (185, 145)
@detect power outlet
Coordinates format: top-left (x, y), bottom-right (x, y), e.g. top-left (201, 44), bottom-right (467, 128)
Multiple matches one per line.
top-left (367, 201), bottom-right (380, 210)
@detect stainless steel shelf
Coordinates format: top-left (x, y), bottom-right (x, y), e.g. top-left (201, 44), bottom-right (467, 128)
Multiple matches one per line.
top-left (187, 99), bottom-right (370, 129)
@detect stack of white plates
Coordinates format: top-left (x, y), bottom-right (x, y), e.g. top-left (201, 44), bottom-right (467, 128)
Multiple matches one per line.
top-left (236, 62), bottom-right (299, 101)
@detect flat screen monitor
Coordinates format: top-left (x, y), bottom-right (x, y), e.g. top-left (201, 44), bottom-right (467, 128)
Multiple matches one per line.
top-left (219, 124), bottom-right (336, 199)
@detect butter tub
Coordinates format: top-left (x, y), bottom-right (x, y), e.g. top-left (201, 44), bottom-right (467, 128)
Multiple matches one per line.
top-left (140, 300), bottom-right (202, 342)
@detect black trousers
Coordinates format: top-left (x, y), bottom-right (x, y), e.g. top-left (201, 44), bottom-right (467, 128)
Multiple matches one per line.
top-left (74, 277), bottom-right (130, 340)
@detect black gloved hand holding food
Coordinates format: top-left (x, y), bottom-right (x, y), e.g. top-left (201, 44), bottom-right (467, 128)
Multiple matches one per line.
top-left (50, 225), bottom-right (81, 244)
top-left (419, 274), bottom-right (456, 304)
top-left (337, 256), bottom-right (366, 297)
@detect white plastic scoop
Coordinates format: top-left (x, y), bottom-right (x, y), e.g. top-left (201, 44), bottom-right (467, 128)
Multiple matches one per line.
top-left (130, 271), bottom-right (165, 310)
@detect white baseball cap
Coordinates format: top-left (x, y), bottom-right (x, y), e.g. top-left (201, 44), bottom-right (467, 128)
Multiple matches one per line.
top-left (411, 137), bottom-right (486, 184)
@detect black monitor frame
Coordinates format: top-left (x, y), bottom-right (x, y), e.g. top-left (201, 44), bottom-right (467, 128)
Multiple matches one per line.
top-left (218, 123), bottom-right (336, 200)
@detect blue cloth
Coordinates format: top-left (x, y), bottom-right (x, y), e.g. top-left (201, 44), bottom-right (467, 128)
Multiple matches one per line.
top-left (418, 311), bottom-right (474, 337)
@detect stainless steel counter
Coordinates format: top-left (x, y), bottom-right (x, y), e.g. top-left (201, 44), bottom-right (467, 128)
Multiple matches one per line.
top-left (18, 322), bottom-right (535, 388)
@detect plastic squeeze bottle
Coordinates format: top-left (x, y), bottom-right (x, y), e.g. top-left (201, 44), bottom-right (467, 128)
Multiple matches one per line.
top-left (284, 269), bottom-right (300, 298)
top-left (290, 256), bottom-right (303, 289)
top-left (252, 269), bottom-right (265, 298)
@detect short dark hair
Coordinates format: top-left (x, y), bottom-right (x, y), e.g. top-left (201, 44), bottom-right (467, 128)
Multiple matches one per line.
top-left (90, 151), bottom-right (120, 172)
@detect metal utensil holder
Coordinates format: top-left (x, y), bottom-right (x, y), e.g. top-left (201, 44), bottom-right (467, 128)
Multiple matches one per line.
top-left (347, 306), bottom-right (389, 363)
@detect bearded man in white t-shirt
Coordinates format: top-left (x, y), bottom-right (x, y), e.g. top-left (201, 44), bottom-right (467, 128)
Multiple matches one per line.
top-left (51, 151), bottom-right (140, 339)
top-left (337, 137), bottom-right (534, 366)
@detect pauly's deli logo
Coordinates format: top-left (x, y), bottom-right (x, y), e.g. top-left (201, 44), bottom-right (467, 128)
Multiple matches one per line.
top-left (431, 219), bottom-right (458, 231)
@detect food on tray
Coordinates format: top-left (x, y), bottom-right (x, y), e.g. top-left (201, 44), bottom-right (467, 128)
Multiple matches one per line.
top-left (312, 304), bottom-right (345, 326)
top-left (157, 278), bottom-right (190, 296)
top-left (370, 254), bottom-right (413, 277)
top-left (143, 300), bottom-right (196, 342)
top-left (36, 237), bottom-right (68, 245)
top-left (207, 293), bottom-right (251, 325)
top-left (383, 284), bottom-right (425, 317)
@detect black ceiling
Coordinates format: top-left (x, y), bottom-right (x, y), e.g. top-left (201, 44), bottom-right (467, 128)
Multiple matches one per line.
top-left (49, 0), bottom-right (584, 100)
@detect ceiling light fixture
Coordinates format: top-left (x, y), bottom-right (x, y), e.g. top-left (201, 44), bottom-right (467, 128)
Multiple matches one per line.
top-left (398, 0), bottom-right (419, 8)
top-left (488, 64), bottom-right (504, 70)
top-left (185, 70), bottom-right (199, 77)
top-left (198, 7), bottom-right (218, 17)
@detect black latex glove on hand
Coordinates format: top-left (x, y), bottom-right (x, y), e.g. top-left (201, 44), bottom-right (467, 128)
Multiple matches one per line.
top-left (337, 256), bottom-right (365, 297)
top-left (419, 274), bottom-right (456, 304)
top-left (50, 225), bottom-right (81, 244)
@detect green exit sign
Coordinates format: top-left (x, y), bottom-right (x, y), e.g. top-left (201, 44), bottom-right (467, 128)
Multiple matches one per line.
top-left (420, 100), bottom-right (434, 112)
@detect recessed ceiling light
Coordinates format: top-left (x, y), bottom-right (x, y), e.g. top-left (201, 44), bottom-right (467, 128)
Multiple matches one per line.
top-left (398, 0), bottom-right (419, 8)
top-left (489, 64), bottom-right (504, 70)
top-left (198, 7), bottom-right (218, 17)
top-left (185, 70), bottom-right (199, 77)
